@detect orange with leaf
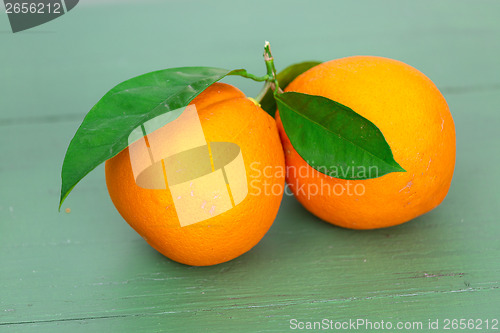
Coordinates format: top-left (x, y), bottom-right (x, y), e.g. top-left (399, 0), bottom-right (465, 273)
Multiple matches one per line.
top-left (105, 83), bottom-right (285, 266)
top-left (275, 56), bottom-right (455, 229)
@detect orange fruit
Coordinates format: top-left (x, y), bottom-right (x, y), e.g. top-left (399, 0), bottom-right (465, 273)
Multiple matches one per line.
top-left (106, 83), bottom-right (285, 266)
top-left (276, 56), bottom-right (456, 229)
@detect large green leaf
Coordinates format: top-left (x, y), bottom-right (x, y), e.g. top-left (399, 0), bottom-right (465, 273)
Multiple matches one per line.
top-left (259, 61), bottom-right (321, 117)
top-left (60, 67), bottom-right (240, 209)
top-left (275, 92), bottom-right (405, 180)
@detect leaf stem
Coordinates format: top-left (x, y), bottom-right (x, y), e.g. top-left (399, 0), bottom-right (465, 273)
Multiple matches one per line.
top-left (263, 41), bottom-right (283, 94)
top-left (232, 69), bottom-right (270, 82)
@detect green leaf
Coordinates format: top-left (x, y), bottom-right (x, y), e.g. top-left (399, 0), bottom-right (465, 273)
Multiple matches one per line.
top-left (259, 61), bottom-right (321, 116)
top-left (275, 92), bottom-right (405, 180)
top-left (60, 67), bottom-right (237, 210)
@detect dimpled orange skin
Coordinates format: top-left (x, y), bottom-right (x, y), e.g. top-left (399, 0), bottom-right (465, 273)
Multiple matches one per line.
top-left (106, 83), bottom-right (285, 266)
top-left (276, 56), bottom-right (456, 229)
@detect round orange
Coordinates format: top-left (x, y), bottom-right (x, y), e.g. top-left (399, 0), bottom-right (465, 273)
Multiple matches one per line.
top-left (276, 56), bottom-right (456, 229)
top-left (106, 83), bottom-right (285, 266)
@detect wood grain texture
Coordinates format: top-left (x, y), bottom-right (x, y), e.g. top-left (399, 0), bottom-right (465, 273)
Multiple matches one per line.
top-left (1, 0), bottom-right (499, 332)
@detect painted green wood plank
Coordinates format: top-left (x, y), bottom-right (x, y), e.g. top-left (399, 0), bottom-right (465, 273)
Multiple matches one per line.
top-left (1, 88), bottom-right (499, 331)
top-left (2, 288), bottom-right (500, 332)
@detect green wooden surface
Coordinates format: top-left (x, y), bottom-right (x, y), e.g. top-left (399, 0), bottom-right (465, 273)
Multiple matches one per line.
top-left (1, 1), bottom-right (499, 332)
